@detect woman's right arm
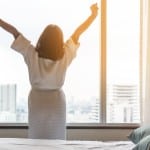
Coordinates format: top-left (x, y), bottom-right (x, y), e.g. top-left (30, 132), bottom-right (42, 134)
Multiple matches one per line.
top-left (71, 3), bottom-right (98, 44)
top-left (0, 19), bottom-right (20, 39)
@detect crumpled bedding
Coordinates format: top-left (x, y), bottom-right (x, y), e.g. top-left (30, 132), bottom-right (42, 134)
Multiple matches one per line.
top-left (0, 138), bottom-right (135, 150)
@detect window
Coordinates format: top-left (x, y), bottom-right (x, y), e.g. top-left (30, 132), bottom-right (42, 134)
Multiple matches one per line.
top-left (0, 0), bottom-right (141, 124)
top-left (106, 0), bottom-right (141, 123)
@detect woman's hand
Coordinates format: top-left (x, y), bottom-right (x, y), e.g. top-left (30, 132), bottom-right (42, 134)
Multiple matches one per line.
top-left (0, 19), bottom-right (20, 39)
top-left (0, 19), bottom-right (3, 26)
top-left (90, 3), bottom-right (98, 17)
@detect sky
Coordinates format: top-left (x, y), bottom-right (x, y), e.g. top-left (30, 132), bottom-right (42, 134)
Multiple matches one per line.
top-left (107, 0), bottom-right (140, 85)
top-left (0, 0), bottom-right (140, 101)
top-left (0, 0), bottom-right (141, 124)
top-left (0, 0), bottom-right (100, 100)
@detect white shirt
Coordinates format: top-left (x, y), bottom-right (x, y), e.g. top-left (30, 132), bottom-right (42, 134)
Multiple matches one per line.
top-left (11, 34), bottom-right (80, 90)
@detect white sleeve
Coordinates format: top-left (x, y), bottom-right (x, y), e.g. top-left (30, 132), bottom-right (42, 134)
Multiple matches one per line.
top-left (64, 37), bottom-right (80, 66)
top-left (11, 34), bottom-right (31, 56)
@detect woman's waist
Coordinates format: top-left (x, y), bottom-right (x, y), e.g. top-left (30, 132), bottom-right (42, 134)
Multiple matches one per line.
top-left (31, 86), bottom-right (63, 91)
top-left (31, 81), bottom-right (63, 91)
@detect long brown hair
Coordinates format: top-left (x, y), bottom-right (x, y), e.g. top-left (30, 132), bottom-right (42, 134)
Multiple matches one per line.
top-left (36, 24), bottom-right (64, 61)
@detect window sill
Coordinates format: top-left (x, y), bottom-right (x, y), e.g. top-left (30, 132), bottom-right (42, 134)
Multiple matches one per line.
top-left (66, 123), bottom-right (140, 129)
top-left (0, 123), bottom-right (140, 130)
top-left (0, 123), bottom-right (28, 129)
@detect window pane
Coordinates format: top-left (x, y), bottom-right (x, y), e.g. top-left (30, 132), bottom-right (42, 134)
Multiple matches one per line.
top-left (0, 49), bottom-right (29, 123)
top-left (63, 3), bottom-right (100, 123)
top-left (0, 0), bottom-right (100, 123)
top-left (106, 0), bottom-right (140, 123)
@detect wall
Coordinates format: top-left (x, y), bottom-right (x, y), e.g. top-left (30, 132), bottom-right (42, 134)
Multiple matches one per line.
top-left (0, 128), bottom-right (133, 141)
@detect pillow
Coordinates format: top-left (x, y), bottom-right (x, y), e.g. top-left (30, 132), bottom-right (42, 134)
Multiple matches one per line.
top-left (133, 135), bottom-right (150, 150)
top-left (128, 126), bottom-right (150, 144)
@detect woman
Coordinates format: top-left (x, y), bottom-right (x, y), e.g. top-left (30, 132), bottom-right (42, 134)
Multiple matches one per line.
top-left (0, 3), bottom-right (98, 139)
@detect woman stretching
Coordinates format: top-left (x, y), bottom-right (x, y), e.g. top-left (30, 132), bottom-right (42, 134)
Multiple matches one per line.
top-left (0, 3), bottom-right (98, 139)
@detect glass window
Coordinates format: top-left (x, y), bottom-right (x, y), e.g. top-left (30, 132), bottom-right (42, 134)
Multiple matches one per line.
top-left (106, 0), bottom-right (141, 123)
top-left (0, 0), bottom-right (141, 124)
top-left (0, 0), bottom-right (99, 123)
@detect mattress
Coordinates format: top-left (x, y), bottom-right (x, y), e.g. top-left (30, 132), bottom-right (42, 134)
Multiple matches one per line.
top-left (0, 138), bottom-right (135, 150)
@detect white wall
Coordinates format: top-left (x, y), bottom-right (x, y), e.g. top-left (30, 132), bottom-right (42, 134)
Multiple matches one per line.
top-left (67, 129), bottom-right (133, 141)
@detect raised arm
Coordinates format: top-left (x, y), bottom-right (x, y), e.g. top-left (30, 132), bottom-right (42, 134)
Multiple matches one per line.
top-left (71, 3), bottom-right (98, 44)
top-left (0, 19), bottom-right (20, 39)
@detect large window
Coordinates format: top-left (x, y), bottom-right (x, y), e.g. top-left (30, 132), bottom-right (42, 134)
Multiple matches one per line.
top-left (0, 0), bottom-right (141, 124)
top-left (106, 0), bottom-right (141, 123)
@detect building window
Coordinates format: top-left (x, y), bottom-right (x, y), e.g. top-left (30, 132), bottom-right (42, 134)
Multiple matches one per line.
top-left (0, 0), bottom-right (141, 124)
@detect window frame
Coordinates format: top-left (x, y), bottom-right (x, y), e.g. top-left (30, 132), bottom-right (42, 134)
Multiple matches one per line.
top-left (0, 0), bottom-right (142, 128)
top-left (68, 0), bottom-right (142, 127)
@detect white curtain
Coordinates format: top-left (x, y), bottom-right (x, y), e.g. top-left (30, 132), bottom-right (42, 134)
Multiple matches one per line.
top-left (142, 0), bottom-right (150, 125)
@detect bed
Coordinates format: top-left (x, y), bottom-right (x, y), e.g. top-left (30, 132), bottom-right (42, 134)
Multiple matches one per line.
top-left (0, 138), bottom-right (135, 150)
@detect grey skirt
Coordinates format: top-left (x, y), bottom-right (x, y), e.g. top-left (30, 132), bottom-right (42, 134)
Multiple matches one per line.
top-left (28, 88), bottom-right (66, 139)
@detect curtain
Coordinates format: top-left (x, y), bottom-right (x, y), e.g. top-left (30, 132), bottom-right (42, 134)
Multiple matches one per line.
top-left (142, 0), bottom-right (150, 125)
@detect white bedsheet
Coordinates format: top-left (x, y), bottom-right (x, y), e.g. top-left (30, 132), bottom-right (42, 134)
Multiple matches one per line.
top-left (0, 138), bottom-right (135, 150)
